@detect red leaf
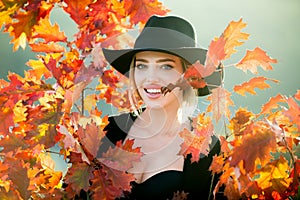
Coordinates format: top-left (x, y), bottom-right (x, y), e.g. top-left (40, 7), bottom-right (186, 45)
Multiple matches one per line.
top-left (235, 47), bottom-right (278, 74)
top-left (11, 10), bottom-right (37, 39)
top-left (234, 76), bottom-right (279, 96)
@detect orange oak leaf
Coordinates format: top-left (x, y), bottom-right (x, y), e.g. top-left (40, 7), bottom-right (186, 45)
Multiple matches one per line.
top-left (207, 87), bottom-right (234, 122)
top-left (90, 167), bottom-right (133, 200)
top-left (26, 59), bottom-right (52, 79)
top-left (223, 18), bottom-right (249, 58)
top-left (125, 0), bottom-right (169, 24)
top-left (183, 61), bottom-right (207, 89)
top-left (7, 159), bottom-right (31, 200)
top-left (98, 139), bottom-right (143, 171)
top-left (78, 121), bottom-right (106, 158)
top-left (0, 132), bottom-right (29, 153)
top-left (228, 108), bottom-right (255, 136)
top-left (209, 154), bottom-right (225, 174)
top-left (205, 35), bottom-right (227, 68)
top-left (283, 97), bottom-right (300, 132)
top-left (179, 122), bottom-right (213, 163)
top-left (295, 90), bottom-right (300, 101)
top-left (33, 16), bottom-right (67, 43)
top-left (230, 125), bottom-right (277, 172)
top-left (30, 42), bottom-right (66, 53)
top-left (235, 47), bottom-right (277, 74)
top-left (64, 162), bottom-right (93, 196)
top-left (234, 76), bottom-right (279, 96)
top-left (63, 0), bottom-right (92, 27)
top-left (11, 10), bottom-right (37, 39)
top-left (260, 94), bottom-right (285, 114)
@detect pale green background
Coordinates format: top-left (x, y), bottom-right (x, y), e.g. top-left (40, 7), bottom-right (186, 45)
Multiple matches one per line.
top-left (1, 0), bottom-right (299, 175)
top-left (1, 0), bottom-right (299, 114)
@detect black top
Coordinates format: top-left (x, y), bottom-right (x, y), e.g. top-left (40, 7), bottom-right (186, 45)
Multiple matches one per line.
top-left (98, 112), bottom-right (225, 200)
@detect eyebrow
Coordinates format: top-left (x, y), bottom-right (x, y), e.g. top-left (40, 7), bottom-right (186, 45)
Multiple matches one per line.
top-left (135, 58), bottom-right (176, 63)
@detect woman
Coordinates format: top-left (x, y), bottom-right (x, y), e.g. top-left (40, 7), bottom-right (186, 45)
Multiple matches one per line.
top-left (100, 15), bottom-right (224, 199)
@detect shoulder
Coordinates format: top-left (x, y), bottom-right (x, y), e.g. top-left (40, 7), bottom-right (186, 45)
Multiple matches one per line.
top-left (97, 112), bottom-right (137, 156)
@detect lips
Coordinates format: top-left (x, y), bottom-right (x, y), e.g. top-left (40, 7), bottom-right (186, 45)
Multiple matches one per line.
top-left (143, 86), bottom-right (162, 99)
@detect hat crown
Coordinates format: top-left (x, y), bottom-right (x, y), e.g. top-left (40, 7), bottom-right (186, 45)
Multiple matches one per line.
top-left (134, 15), bottom-right (197, 49)
top-left (144, 15), bottom-right (196, 40)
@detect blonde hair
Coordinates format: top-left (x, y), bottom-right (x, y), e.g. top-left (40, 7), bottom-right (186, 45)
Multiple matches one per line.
top-left (128, 54), bottom-right (197, 122)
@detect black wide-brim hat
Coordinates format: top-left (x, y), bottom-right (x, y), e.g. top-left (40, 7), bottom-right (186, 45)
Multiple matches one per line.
top-left (102, 15), bottom-right (223, 96)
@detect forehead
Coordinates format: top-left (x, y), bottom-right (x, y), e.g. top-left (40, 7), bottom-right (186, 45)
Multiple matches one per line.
top-left (135, 51), bottom-right (181, 62)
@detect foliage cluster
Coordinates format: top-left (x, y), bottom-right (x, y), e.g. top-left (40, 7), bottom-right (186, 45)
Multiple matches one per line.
top-left (0, 0), bottom-right (299, 199)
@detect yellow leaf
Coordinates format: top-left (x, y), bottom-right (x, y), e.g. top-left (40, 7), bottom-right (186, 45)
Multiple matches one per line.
top-left (11, 32), bottom-right (27, 51)
top-left (84, 94), bottom-right (97, 112)
top-left (13, 100), bottom-right (28, 123)
top-left (256, 156), bottom-right (292, 191)
top-left (26, 59), bottom-right (52, 79)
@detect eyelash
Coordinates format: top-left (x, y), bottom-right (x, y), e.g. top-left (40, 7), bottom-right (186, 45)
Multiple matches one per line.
top-left (135, 64), bottom-right (174, 70)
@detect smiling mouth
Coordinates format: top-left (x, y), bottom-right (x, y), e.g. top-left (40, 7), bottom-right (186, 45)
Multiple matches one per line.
top-left (144, 88), bottom-right (162, 94)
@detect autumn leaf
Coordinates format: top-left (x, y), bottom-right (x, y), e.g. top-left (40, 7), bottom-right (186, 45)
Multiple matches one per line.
top-left (64, 162), bottom-right (93, 196)
top-left (283, 97), bottom-right (300, 132)
top-left (256, 156), bottom-right (292, 193)
top-left (223, 18), bottom-right (249, 58)
top-left (125, 0), bottom-right (169, 24)
top-left (63, 0), bottom-right (92, 27)
top-left (30, 42), bottom-right (66, 53)
top-left (26, 59), bottom-right (52, 79)
top-left (230, 124), bottom-right (277, 172)
top-left (78, 121), bottom-right (106, 158)
top-left (234, 76), bottom-right (279, 96)
top-left (228, 108), bottom-right (255, 136)
top-left (206, 35), bottom-right (227, 68)
top-left (209, 154), bottom-right (225, 174)
top-left (10, 10), bottom-right (37, 39)
top-left (98, 139), bottom-right (143, 171)
top-left (207, 87), bottom-right (234, 122)
top-left (295, 90), bottom-right (300, 101)
top-left (7, 159), bottom-right (31, 200)
top-left (90, 168), bottom-right (126, 200)
top-left (235, 47), bottom-right (278, 74)
top-left (32, 16), bottom-right (67, 43)
top-left (260, 94), bottom-right (286, 115)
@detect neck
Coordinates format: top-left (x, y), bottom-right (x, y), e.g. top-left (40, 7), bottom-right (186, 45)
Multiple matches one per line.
top-left (139, 104), bottom-right (181, 136)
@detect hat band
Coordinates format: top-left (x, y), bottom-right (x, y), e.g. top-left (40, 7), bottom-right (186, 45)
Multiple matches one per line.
top-left (134, 27), bottom-right (197, 50)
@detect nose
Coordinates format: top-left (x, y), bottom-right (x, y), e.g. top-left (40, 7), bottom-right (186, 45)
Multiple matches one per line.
top-left (146, 65), bottom-right (159, 81)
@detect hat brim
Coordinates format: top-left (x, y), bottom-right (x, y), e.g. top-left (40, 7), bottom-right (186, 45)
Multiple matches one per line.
top-left (102, 47), bottom-right (223, 96)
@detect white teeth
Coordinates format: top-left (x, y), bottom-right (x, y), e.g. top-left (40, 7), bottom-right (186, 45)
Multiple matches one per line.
top-left (145, 88), bottom-right (161, 94)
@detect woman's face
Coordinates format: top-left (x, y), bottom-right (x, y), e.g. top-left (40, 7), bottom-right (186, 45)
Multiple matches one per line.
top-left (134, 51), bottom-right (184, 109)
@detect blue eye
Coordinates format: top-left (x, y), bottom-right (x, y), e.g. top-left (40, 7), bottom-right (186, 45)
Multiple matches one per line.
top-left (161, 65), bottom-right (173, 70)
top-left (135, 64), bottom-right (147, 70)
